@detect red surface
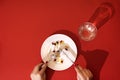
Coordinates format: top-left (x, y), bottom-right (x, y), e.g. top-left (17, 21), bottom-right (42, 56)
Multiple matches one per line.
top-left (0, 0), bottom-right (120, 80)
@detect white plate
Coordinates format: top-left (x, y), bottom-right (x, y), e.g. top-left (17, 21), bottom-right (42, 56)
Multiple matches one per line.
top-left (41, 34), bottom-right (77, 71)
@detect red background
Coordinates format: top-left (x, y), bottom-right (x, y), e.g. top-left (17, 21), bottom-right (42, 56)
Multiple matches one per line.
top-left (0, 0), bottom-right (120, 80)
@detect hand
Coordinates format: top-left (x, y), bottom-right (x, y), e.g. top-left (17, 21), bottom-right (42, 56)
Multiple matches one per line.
top-left (75, 65), bottom-right (93, 80)
top-left (30, 63), bottom-right (47, 80)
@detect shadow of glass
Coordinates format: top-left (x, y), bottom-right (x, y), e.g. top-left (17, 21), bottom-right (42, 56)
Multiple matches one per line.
top-left (81, 49), bottom-right (109, 80)
top-left (88, 2), bottom-right (115, 29)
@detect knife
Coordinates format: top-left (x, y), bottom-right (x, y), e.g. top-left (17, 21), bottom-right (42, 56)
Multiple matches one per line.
top-left (60, 49), bottom-right (75, 65)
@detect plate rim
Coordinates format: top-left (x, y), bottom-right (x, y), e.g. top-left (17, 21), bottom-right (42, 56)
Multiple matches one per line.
top-left (40, 33), bottom-right (77, 71)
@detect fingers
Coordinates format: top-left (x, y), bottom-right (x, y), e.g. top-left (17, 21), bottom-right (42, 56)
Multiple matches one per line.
top-left (75, 65), bottom-right (86, 80)
top-left (74, 65), bottom-right (93, 80)
top-left (83, 69), bottom-right (93, 79)
top-left (74, 65), bottom-right (82, 74)
top-left (77, 65), bottom-right (83, 71)
top-left (32, 63), bottom-right (43, 74)
top-left (39, 63), bottom-right (47, 75)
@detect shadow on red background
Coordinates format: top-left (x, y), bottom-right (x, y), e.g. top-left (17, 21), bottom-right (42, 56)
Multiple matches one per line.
top-left (88, 2), bottom-right (115, 29)
top-left (46, 68), bottom-right (55, 80)
top-left (80, 50), bottom-right (109, 80)
top-left (46, 30), bottom-right (109, 80)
